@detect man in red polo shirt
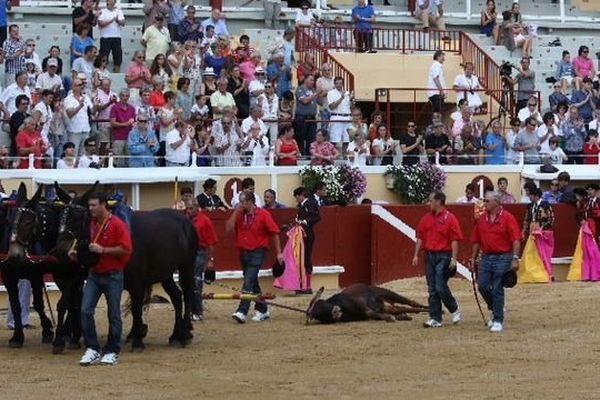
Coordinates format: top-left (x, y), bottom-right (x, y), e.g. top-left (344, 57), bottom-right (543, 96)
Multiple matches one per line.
top-left (226, 191), bottom-right (283, 324)
top-left (413, 191), bottom-right (463, 328)
top-left (470, 190), bottom-right (522, 333)
top-left (78, 192), bottom-right (132, 366)
top-left (186, 199), bottom-right (218, 321)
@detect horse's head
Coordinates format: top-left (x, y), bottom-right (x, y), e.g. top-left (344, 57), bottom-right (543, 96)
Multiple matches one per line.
top-left (7, 183), bottom-right (44, 262)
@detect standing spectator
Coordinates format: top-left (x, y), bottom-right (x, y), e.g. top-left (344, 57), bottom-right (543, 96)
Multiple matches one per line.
top-left (143, 0), bottom-right (169, 34)
top-left (93, 78), bottom-right (117, 149)
top-left (259, 81), bottom-right (279, 144)
top-left (125, 51), bottom-right (152, 106)
top-left (275, 124), bottom-right (300, 166)
top-left (186, 199), bottom-right (218, 322)
top-left (480, 0), bottom-right (499, 44)
top-left (32, 89), bottom-right (55, 158)
top-left (165, 121), bottom-right (194, 166)
top-left (98, 0), bottom-right (125, 73)
top-left (1, 71), bottom-right (31, 116)
top-left (428, 50), bottom-right (446, 113)
top-left (20, 39), bottom-right (41, 72)
top-left (453, 62), bottom-right (482, 109)
top-left (514, 117), bottom-right (541, 165)
top-left (346, 133), bottom-right (370, 166)
top-left (368, 111), bottom-right (384, 142)
top-left (469, 191), bottom-right (522, 333)
top-left (316, 63), bottom-right (334, 128)
top-left (548, 137), bottom-right (567, 165)
top-left (3, 24), bottom-right (25, 87)
top-left (296, 54), bottom-right (316, 87)
top-left (210, 78), bottom-right (236, 120)
top-left (248, 67), bottom-right (267, 110)
top-left (548, 82), bottom-right (569, 113)
top-left (456, 183), bottom-right (479, 204)
top-left (72, 45), bottom-right (97, 94)
top-left (175, 77), bottom-right (193, 121)
top-left (35, 58), bottom-right (64, 93)
top-left (150, 54), bottom-right (172, 90)
top-left (136, 86), bottom-right (157, 127)
top-left (70, 24), bottom-right (94, 67)
top-left (228, 65), bottom-right (250, 120)
top-left (536, 111), bottom-right (560, 156)
top-left (196, 178), bottom-right (227, 211)
top-left (557, 171), bottom-right (576, 204)
top-left (263, 189), bottom-right (285, 209)
top-left (484, 120), bottom-right (506, 165)
top-left (295, 75), bottom-right (320, 155)
top-left (0, 0), bottom-right (11, 47)
top-left (400, 121), bottom-right (423, 166)
top-left (213, 115), bottom-right (242, 167)
top-left (573, 45), bottom-right (596, 91)
top-left (201, 8), bottom-right (229, 37)
top-left (127, 114), bottom-right (159, 167)
top-left (416, 0), bottom-right (446, 31)
top-left (50, 97), bottom-right (69, 165)
top-left (425, 122), bottom-right (450, 164)
top-left (178, 5), bottom-right (203, 44)
top-left (571, 77), bottom-right (595, 124)
top-left (16, 116), bottom-right (45, 169)
top-left (310, 128), bottom-right (338, 166)
top-left (510, 57), bottom-right (535, 112)
top-left (371, 124), bottom-right (395, 165)
top-left (168, 0), bottom-right (185, 42)
top-left (497, 176), bottom-right (516, 204)
top-left (158, 91), bottom-right (180, 163)
top-left (263, 0), bottom-right (282, 29)
top-left (141, 15), bottom-right (171, 64)
top-left (583, 130), bottom-right (600, 165)
top-left (8, 94), bottom-right (30, 157)
top-left (295, 2), bottom-right (314, 28)
top-left (241, 122), bottom-right (270, 166)
top-left (204, 44), bottom-right (226, 78)
top-left (109, 88), bottom-right (136, 167)
top-left (554, 50), bottom-right (574, 95)
top-left (72, 0), bottom-right (97, 40)
top-left (227, 191), bottom-right (283, 324)
top-left (505, 117), bottom-right (520, 164)
top-left (266, 52), bottom-right (292, 98)
top-left (413, 191), bottom-right (462, 328)
top-left (351, 0), bottom-right (375, 54)
top-left (232, 35), bottom-right (255, 65)
top-left (57, 142), bottom-right (78, 169)
top-left (64, 78), bottom-right (95, 156)
top-left (561, 106), bottom-right (586, 164)
top-left (78, 192), bottom-right (132, 367)
top-left (241, 105), bottom-right (267, 138)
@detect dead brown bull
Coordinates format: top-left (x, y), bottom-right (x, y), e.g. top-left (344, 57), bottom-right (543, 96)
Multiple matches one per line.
top-left (307, 284), bottom-right (429, 324)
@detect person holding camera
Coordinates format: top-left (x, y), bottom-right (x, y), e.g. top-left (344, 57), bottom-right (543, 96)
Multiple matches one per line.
top-left (508, 57), bottom-right (536, 112)
top-left (78, 137), bottom-right (102, 168)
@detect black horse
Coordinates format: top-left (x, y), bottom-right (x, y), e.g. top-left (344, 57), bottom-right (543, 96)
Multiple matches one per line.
top-left (52, 183), bottom-right (197, 351)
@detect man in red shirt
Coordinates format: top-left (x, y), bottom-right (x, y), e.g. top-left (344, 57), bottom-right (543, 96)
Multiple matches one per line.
top-left (470, 191), bottom-right (522, 333)
top-left (78, 192), bottom-right (133, 366)
top-left (413, 191), bottom-right (463, 328)
top-left (226, 192), bottom-right (283, 324)
top-left (186, 199), bottom-right (218, 321)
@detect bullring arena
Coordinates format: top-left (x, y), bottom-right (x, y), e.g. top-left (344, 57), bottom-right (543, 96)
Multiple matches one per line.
top-left (1, 0), bottom-right (600, 398)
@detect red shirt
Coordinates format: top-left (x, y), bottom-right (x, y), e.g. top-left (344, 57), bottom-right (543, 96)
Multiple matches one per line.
top-left (149, 90), bottom-right (166, 110)
top-left (191, 212), bottom-right (218, 249)
top-left (16, 130), bottom-right (43, 169)
top-left (583, 143), bottom-right (600, 165)
top-left (416, 208), bottom-right (463, 252)
top-left (470, 209), bottom-right (522, 254)
top-left (234, 208), bottom-right (280, 251)
top-left (90, 214), bottom-right (133, 274)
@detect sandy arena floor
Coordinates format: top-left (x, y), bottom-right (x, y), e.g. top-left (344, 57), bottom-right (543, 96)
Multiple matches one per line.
top-left (1, 277), bottom-right (600, 400)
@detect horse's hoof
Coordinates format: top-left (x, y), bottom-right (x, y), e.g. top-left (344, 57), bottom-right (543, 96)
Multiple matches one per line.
top-left (168, 338), bottom-right (184, 348)
top-left (52, 346), bottom-right (65, 354)
top-left (8, 340), bottom-right (23, 349)
top-left (68, 342), bottom-right (81, 350)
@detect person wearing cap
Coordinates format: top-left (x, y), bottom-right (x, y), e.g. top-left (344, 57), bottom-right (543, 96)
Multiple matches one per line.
top-left (56, 141), bottom-right (78, 169)
top-left (141, 14), bottom-right (171, 64)
top-left (248, 66), bottom-right (266, 109)
top-left (127, 113), bottom-right (159, 167)
top-left (35, 58), bottom-right (64, 93)
top-left (178, 5), bottom-right (203, 43)
top-left (196, 178), bottom-right (227, 211)
top-left (470, 190), bottom-right (522, 333)
top-left (201, 8), bottom-right (229, 38)
top-left (109, 88), bottom-right (136, 167)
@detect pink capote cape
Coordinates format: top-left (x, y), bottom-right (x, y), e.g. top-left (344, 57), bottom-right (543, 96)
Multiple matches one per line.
top-left (567, 222), bottom-right (600, 281)
top-left (518, 229), bottom-right (554, 283)
top-left (274, 225), bottom-right (309, 291)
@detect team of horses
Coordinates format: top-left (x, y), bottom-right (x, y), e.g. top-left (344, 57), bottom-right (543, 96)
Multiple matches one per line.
top-left (0, 181), bottom-right (198, 353)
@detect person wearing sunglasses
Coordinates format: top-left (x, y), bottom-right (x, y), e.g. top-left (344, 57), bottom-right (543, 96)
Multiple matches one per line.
top-left (294, 2), bottom-right (314, 28)
top-left (513, 116), bottom-right (541, 165)
top-left (127, 113), bottom-right (159, 167)
top-left (573, 45), bottom-right (595, 91)
top-left (542, 179), bottom-right (562, 205)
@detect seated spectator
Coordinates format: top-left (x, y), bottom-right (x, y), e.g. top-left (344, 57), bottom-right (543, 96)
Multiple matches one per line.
top-left (42, 46), bottom-right (64, 75)
top-left (480, 0), bottom-right (499, 44)
top-left (213, 115), bottom-right (242, 167)
top-left (425, 122), bottom-right (450, 164)
top-left (517, 96), bottom-right (542, 126)
top-left (514, 117), bottom-right (541, 164)
top-left (367, 111), bottom-right (384, 142)
top-left (452, 124), bottom-right (482, 165)
top-left (571, 77), bottom-right (595, 124)
top-left (127, 114), bottom-right (159, 168)
top-left (36, 58), bottom-right (64, 93)
top-left (196, 178), bottom-right (227, 210)
top-left (425, 112), bottom-right (448, 137)
top-left (504, 117), bottom-right (519, 164)
top-left (175, 77), bottom-right (193, 121)
top-left (548, 82), bottom-right (569, 113)
top-left (263, 189), bottom-right (286, 209)
top-left (8, 94), bottom-right (31, 157)
top-left (537, 111), bottom-right (560, 156)
top-left (310, 128), bottom-right (338, 166)
top-left (451, 108), bottom-right (473, 137)
top-left (554, 50), bottom-right (574, 95)
top-left (56, 142), bottom-right (78, 169)
top-left (497, 176), bottom-right (516, 204)
top-left (275, 124), bottom-right (300, 166)
top-left (346, 107), bottom-right (368, 144)
top-left (547, 137), bottom-right (567, 165)
top-left (561, 106), bottom-right (586, 164)
top-left (583, 130), bottom-right (600, 165)
top-left (450, 99), bottom-right (468, 123)
top-left (542, 178), bottom-right (562, 204)
top-left (241, 122), bottom-right (269, 166)
top-left (346, 133), bottom-right (370, 166)
top-left (166, 121), bottom-right (195, 167)
top-left (78, 137), bottom-right (101, 168)
top-left (457, 183), bottom-right (479, 204)
top-left (231, 177), bottom-right (262, 208)
top-left (173, 186), bottom-right (193, 210)
top-left (371, 124), bottom-right (395, 166)
top-left (16, 117), bottom-right (45, 169)
top-left (150, 53), bottom-right (172, 90)
top-left (573, 45), bottom-right (595, 91)
top-left (453, 62), bottom-right (482, 109)
top-left (70, 23), bottom-right (94, 65)
top-left (295, 2), bottom-right (315, 28)
top-left (485, 120), bottom-right (506, 165)
top-left (416, 0), bottom-right (446, 31)
top-left (555, 102), bottom-right (569, 128)
top-left (589, 112), bottom-right (600, 132)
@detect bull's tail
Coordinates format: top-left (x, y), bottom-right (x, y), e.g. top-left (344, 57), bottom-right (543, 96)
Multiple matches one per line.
top-left (371, 287), bottom-right (428, 309)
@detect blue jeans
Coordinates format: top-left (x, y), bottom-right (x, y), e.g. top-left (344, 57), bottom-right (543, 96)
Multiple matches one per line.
top-left (425, 252), bottom-right (458, 322)
top-left (478, 253), bottom-right (512, 324)
top-left (81, 271), bottom-right (124, 354)
top-left (193, 249), bottom-right (207, 315)
top-left (236, 249), bottom-right (267, 315)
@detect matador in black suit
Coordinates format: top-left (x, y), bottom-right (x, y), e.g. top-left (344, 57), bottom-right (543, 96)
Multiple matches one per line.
top-left (293, 186), bottom-right (321, 294)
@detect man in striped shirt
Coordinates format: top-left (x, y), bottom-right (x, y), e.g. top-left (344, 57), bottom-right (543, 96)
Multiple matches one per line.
top-left (2, 24), bottom-right (25, 87)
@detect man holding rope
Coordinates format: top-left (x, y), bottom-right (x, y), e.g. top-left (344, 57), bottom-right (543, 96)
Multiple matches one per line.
top-left (227, 192), bottom-right (283, 324)
top-left (470, 191), bottom-right (522, 333)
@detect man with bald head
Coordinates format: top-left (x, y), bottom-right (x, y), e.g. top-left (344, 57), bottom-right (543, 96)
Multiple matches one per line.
top-left (65, 78), bottom-right (97, 156)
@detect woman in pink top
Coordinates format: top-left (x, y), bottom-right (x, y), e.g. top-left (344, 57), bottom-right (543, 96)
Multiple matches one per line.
top-left (573, 45), bottom-right (596, 90)
top-left (310, 128), bottom-right (338, 166)
top-left (125, 50), bottom-right (152, 104)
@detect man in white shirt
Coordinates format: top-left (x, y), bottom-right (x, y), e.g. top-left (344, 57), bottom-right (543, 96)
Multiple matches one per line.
top-left (231, 177), bottom-right (263, 208)
top-left (78, 137), bottom-right (102, 168)
top-left (428, 50), bottom-right (446, 113)
top-left (416, 0), bottom-right (446, 31)
top-left (0, 71), bottom-right (31, 115)
top-left (64, 78), bottom-right (96, 156)
top-left (241, 122), bottom-right (269, 166)
top-left (141, 15), bottom-right (171, 63)
top-left (98, 0), bottom-right (125, 73)
top-left (456, 183), bottom-right (479, 204)
top-left (517, 97), bottom-right (543, 126)
top-left (536, 111), bottom-right (561, 155)
top-left (72, 45), bottom-right (97, 94)
top-left (35, 58), bottom-right (64, 93)
top-left (327, 76), bottom-right (353, 148)
top-left (241, 105), bottom-right (268, 137)
top-left (32, 89), bottom-right (55, 158)
top-left (248, 67), bottom-right (266, 109)
top-left (165, 121), bottom-right (194, 166)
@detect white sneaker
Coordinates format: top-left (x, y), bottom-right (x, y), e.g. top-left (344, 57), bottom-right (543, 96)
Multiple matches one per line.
top-left (232, 311), bottom-right (246, 324)
top-left (423, 319), bottom-right (442, 328)
top-left (490, 322), bottom-right (504, 333)
top-left (79, 348), bottom-right (101, 366)
top-left (100, 352), bottom-right (119, 366)
top-left (192, 314), bottom-right (203, 322)
top-left (252, 311), bottom-right (271, 322)
top-left (451, 308), bottom-right (462, 324)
